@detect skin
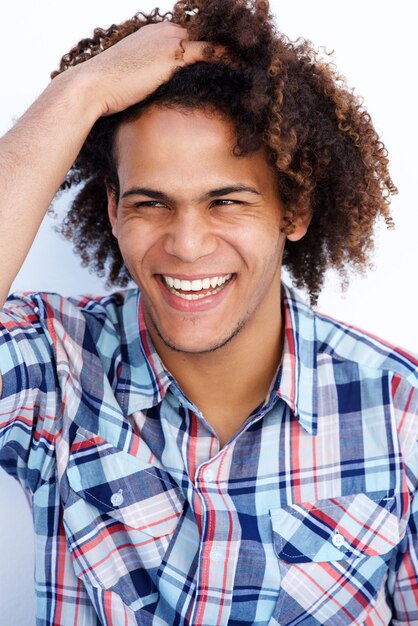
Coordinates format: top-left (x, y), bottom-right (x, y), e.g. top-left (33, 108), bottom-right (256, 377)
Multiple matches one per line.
top-left (108, 106), bottom-right (310, 446)
top-left (0, 22), bottom-right (212, 396)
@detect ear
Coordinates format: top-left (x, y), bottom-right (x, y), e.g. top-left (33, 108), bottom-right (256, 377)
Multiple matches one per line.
top-left (106, 185), bottom-right (118, 238)
top-left (282, 206), bottom-right (312, 242)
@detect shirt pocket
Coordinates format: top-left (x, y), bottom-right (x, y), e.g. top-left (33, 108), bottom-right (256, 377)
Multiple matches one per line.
top-left (268, 490), bottom-right (403, 626)
top-left (62, 426), bottom-right (185, 605)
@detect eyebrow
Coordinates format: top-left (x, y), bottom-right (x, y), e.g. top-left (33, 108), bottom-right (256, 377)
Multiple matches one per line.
top-left (121, 185), bottom-right (261, 202)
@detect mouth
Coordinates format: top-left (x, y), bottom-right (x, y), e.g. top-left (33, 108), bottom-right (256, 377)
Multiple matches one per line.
top-left (161, 273), bottom-right (234, 300)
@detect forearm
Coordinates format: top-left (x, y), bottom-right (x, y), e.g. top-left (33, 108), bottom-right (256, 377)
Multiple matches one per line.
top-left (0, 68), bottom-right (102, 308)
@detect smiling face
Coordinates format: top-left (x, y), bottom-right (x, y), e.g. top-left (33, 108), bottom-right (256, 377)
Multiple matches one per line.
top-left (108, 106), bottom-right (308, 356)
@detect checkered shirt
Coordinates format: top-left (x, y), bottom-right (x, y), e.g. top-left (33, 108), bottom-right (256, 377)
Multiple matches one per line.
top-left (0, 284), bottom-right (417, 625)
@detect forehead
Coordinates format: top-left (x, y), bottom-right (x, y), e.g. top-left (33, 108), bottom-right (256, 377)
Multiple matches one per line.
top-left (114, 105), bottom-right (236, 160)
top-left (113, 105), bottom-right (277, 193)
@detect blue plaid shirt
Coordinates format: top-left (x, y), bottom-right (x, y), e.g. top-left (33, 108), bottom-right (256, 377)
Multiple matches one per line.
top-left (0, 284), bottom-right (417, 625)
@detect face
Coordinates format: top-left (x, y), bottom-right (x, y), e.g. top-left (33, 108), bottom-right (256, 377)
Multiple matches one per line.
top-left (108, 106), bottom-right (308, 355)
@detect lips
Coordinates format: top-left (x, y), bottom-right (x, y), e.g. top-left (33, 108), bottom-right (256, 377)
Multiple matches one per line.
top-left (156, 273), bottom-right (235, 310)
top-left (162, 273), bottom-right (233, 300)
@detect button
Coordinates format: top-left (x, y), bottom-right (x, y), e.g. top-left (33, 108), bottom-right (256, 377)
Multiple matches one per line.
top-left (111, 489), bottom-right (124, 507)
top-left (33, 306), bottom-right (39, 314)
top-left (205, 469), bottom-right (214, 483)
top-left (332, 532), bottom-right (345, 548)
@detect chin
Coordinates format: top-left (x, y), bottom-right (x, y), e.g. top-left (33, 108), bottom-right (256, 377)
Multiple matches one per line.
top-left (156, 321), bottom-right (244, 355)
top-left (158, 335), bottom-right (222, 355)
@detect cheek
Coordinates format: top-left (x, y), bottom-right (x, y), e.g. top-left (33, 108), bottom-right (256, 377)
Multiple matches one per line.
top-left (116, 223), bottom-right (158, 266)
top-left (231, 225), bottom-right (285, 267)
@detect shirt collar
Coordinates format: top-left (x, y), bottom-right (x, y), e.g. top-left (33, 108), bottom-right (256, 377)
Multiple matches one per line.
top-left (117, 290), bottom-right (172, 416)
top-left (278, 284), bottom-right (318, 435)
top-left (119, 284), bottom-right (318, 435)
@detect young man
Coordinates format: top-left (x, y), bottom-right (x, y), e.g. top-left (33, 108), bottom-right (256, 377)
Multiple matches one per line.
top-left (0, 1), bottom-right (417, 625)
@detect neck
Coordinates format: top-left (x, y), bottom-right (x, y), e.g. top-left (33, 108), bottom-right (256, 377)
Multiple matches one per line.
top-left (148, 293), bottom-right (284, 445)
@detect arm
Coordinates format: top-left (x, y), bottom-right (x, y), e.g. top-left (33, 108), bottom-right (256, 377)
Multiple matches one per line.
top-left (389, 375), bottom-right (418, 622)
top-left (389, 490), bottom-right (418, 624)
top-left (0, 22), bottom-right (208, 309)
top-left (0, 22), bottom-right (210, 397)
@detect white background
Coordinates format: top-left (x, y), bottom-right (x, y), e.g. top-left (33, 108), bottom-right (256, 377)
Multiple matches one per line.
top-left (0, 2), bottom-right (417, 624)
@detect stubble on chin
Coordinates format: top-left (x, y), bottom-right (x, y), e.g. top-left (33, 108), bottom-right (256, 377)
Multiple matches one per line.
top-left (144, 307), bottom-right (247, 355)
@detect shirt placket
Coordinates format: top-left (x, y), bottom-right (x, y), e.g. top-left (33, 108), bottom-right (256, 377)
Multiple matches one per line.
top-left (188, 452), bottom-right (241, 626)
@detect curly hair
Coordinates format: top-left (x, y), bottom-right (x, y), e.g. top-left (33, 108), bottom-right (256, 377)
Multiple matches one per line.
top-left (52, 0), bottom-right (396, 304)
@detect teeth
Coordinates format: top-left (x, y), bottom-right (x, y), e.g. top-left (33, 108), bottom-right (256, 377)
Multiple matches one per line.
top-left (162, 274), bottom-right (232, 297)
top-left (178, 293), bottom-right (206, 300)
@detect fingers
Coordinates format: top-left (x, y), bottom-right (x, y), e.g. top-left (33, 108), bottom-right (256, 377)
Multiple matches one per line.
top-left (141, 22), bottom-right (228, 67)
top-left (178, 40), bottom-right (228, 65)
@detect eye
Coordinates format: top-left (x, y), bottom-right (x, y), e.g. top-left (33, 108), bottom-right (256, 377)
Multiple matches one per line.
top-left (132, 201), bottom-right (167, 208)
top-left (124, 200), bottom-right (171, 219)
top-left (129, 200), bottom-right (172, 215)
top-left (211, 199), bottom-right (243, 207)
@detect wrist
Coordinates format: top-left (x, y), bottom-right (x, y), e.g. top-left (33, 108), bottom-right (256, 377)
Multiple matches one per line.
top-left (47, 64), bottom-right (107, 125)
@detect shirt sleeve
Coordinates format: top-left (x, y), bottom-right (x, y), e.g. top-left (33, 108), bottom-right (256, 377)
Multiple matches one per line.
top-left (390, 373), bottom-right (418, 622)
top-left (390, 489), bottom-right (418, 624)
top-left (0, 293), bottom-right (59, 492)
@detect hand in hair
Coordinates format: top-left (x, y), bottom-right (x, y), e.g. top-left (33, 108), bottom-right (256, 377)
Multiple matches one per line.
top-left (55, 22), bottom-right (216, 118)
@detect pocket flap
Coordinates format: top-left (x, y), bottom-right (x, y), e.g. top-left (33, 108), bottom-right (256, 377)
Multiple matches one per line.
top-left (270, 490), bottom-right (400, 563)
top-left (66, 426), bottom-right (184, 537)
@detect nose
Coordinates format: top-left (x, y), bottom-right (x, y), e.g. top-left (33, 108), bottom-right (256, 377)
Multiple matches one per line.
top-left (163, 208), bottom-right (218, 262)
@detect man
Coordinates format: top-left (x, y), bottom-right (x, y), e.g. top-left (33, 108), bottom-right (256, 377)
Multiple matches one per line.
top-left (0, 1), bottom-right (417, 625)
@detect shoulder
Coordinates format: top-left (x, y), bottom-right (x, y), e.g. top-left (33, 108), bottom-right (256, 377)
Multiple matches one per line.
top-left (306, 297), bottom-right (418, 467)
top-left (312, 305), bottom-right (418, 459)
top-left (283, 283), bottom-right (418, 388)
top-left (2, 289), bottom-right (140, 354)
top-left (3, 289), bottom-right (138, 323)
top-left (283, 284), bottom-right (418, 452)
top-left (313, 308), bottom-right (418, 389)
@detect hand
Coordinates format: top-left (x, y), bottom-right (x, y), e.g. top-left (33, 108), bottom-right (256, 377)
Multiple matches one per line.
top-left (71, 22), bottom-right (214, 117)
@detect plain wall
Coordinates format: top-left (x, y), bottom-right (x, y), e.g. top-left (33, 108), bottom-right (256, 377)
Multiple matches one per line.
top-left (1, 2), bottom-right (417, 624)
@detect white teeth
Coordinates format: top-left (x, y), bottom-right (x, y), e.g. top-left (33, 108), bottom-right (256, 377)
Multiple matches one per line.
top-left (178, 293), bottom-right (201, 300)
top-left (191, 279), bottom-right (202, 291)
top-left (162, 274), bottom-right (232, 297)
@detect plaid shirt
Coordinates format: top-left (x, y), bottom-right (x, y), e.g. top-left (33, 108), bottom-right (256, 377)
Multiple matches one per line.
top-left (0, 284), bottom-right (417, 626)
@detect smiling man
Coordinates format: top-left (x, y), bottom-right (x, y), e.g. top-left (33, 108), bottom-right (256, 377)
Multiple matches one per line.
top-left (0, 1), bottom-right (417, 625)
top-left (107, 106), bottom-right (305, 447)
